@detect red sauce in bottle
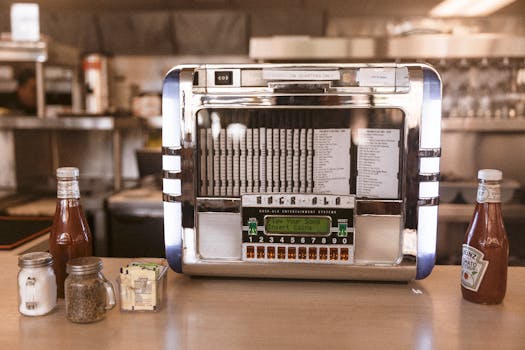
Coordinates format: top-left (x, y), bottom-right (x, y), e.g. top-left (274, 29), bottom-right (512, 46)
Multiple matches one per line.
top-left (49, 168), bottom-right (92, 298)
top-left (461, 169), bottom-right (508, 304)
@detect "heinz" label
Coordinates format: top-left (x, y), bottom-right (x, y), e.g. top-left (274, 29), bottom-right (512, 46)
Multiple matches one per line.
top-left (461, 244), bottom-right (489, 292)
top-left (477, 183), bottom-right (501, 203)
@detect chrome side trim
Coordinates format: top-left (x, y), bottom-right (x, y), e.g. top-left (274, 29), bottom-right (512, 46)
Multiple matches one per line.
top-left (162, 147), bottom-right (181, 155)
top-left (163, 193), bottom-right (181, 203)
top-left (418, 173), bottom-right (440, 182)
top-left (162, 170), bottom-right (180, 179)
top-left (418, 197), bottom-right (440, 206)
top-left (416, 66), bottom-right (442, 280)
top-left (162, 67), bottom-right (186, 273)
top-left (419, 148), bottom-right (441, 157)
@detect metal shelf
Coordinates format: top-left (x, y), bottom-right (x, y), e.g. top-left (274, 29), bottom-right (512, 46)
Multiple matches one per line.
top-left (0, 38), bottom-right (80, 118)
top-left (0, 115), bottom-right (140, 192)
top-left (249, 34), bottom-right (525, 61)
top-left (0, 40), bottom-right (47, 62)
top-left (0, 38), bottom-right (78, 66)
top-left (138, 115), bottom-right (162, 129)
top-left (441, 117), bottom-right (525, 132)
top-left (387, 33), bottom-right (525, 59)
top-left (0, 115), bottom-right (140, 130)
top-left (439, 203), bottom-right (525, 223)
top-left (249, 36), bottom-right (376, 60)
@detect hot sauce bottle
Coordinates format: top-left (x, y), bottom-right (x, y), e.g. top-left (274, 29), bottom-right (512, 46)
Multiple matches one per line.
top-left (49, 167), bottom-right (93, 298)
top-left (461, 169), bottom-right (509, 304)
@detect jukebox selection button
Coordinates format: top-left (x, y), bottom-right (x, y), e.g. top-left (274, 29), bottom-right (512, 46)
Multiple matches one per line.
top-left (338, 223), bottom-right (348, 237)
top-left (340, 248), bottom-right (349, 261)
top-left (246, 246), bottom-right (255, 259)
top-left (288, 247), bottom-right (297, 259)
top-left (248, 218), bottom-right (258, 235)
top-left (298, 247), bottom-right (307, 260)
top-left (256, 246), bottom-right (265, 259)
top-left (308, 247), bottom-right (317, 260)
top-left (330, 248), bottom-right (338, 260)
top-left (277, 246), bottom-right (286, 259)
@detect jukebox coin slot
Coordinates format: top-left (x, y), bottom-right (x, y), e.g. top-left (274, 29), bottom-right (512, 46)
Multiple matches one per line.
top-left (214, 71), bottom-right (233, 86)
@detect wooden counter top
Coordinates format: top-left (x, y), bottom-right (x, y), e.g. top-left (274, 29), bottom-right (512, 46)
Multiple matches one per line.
top-left (1, 255), bottom-right (524, 349)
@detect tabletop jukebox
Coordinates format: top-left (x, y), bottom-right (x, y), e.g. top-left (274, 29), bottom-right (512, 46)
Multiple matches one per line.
top-left (162, 63), bottom-right (441, 281)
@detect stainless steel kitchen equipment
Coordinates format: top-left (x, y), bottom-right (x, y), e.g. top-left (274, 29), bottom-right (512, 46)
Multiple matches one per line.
top-left (107, 187), bottom-right (164, 258)
top-left (162, 63), bottom-right (442, 281)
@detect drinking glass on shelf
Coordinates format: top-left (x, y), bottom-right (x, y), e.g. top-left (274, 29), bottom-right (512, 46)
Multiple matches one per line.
top-left (476, 84), bottom-right (492, 119)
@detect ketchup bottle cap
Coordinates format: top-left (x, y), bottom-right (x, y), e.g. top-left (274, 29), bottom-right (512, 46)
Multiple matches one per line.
top-left (56, 167), bottom-right (79, 178)
top-left (478, 169), bottom-right (502, 181)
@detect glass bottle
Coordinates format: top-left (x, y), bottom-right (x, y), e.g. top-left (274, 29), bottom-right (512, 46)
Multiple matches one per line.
top-left (475, 58), bottom-right (492, 119)
top-left (461, 169), bottom-right (509, 304)
top-left (18, 252), bottom-right (57, 316)
top-left (65, 257), bottom-right (116, 323)
top-left (49, 167), bottom-right (93, 298)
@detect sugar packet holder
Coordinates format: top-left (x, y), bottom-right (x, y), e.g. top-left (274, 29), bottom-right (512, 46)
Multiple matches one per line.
top-left (118, 261), bottom-right (168, 312)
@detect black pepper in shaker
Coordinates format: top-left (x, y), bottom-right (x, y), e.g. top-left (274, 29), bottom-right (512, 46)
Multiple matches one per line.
top-left (65, 257), bottom-right (116, 323)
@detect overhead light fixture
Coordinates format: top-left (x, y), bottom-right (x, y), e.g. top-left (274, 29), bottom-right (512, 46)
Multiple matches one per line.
top-left (430, 0), bottom-right (516, 17)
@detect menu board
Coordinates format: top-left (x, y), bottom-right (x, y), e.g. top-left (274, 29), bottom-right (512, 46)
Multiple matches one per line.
top-left (313, 129), bottom-right (351, 194)
top-left (356, 128), bottom-right (400, 199)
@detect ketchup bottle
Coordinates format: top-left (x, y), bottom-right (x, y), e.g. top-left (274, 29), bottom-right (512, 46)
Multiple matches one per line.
top-left (49, 167), bottom-right (93, 298)
top-left (461, 169), bottom-right (509, 304)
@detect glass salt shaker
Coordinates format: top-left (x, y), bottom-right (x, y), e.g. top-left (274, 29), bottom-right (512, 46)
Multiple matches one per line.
top-left (65, 257), bottom-right (116, 323)
top-left (18, 252), bottom-right (57, 316)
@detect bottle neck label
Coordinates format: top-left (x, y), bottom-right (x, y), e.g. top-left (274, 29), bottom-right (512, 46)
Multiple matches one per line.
top-left (461, 244), bottom-right (489, 292)
top-left (477, 183), bottom-right (501, 203)
top-left (57, 180), bottom-right (80, 199)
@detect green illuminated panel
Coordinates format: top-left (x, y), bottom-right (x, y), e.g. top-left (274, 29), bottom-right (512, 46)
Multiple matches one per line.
top-left (265, 216), bottom-right (331, 235)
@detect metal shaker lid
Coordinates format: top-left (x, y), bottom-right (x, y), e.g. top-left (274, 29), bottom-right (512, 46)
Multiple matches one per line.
top-left (67, 257), bottom-right (103, 275)
top-left (18, 252), bottom-right (53, 268)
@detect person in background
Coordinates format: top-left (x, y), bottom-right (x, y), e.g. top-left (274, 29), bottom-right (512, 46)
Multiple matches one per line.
top-left (7, 68), bottom-right (37, 115)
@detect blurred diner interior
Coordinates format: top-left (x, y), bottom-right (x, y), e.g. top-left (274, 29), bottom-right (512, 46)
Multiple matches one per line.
top-left (0, 0), bottom-right (524, 263)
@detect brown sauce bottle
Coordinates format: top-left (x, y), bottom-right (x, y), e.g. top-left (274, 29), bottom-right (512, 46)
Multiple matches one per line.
top-left (461, 169), bottom-right (508, 304)
top-left (49, 167), bottom-right (93, 298)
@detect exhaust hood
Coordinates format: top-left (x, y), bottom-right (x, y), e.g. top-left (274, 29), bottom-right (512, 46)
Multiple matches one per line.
top-left (249, 33), bottom-right (525, 60)
top-left (249, 36), bottom-right (376, 61)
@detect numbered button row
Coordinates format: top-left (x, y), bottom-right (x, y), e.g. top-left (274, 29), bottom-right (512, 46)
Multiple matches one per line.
top-left (243, 244), bottom-right (353, 264)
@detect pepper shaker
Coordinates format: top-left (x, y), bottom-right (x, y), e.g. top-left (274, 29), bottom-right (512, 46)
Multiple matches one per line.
top-left (65, 257), bottom-right (116, 323)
